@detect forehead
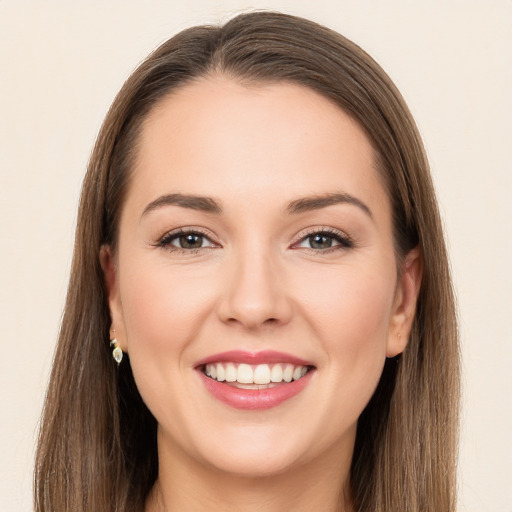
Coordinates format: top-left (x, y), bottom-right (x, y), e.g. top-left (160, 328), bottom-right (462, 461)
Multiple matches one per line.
top-left (128, 77), bottom-right (390, 222)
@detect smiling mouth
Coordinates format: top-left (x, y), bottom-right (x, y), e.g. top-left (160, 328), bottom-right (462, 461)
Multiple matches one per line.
top-left (202, 362), bottom-right (313, 388)
top-left (196, 351), bottom-right (316, 409)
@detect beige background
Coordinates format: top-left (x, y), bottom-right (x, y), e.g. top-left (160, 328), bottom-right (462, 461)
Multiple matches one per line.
top-left (1, 1), bottom-right (511, 510)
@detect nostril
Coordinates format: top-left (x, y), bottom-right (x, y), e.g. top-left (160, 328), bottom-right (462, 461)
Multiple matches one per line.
top-left (225, 316), bottom-right (279, 327)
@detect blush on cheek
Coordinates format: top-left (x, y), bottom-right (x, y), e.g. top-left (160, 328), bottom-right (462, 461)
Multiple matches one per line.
top-left (311, 272), bottom-right (393, 342)
top-left (120, 264), bottom-right (207, 350)
top-left (312, 273), bottom-right (392, 394)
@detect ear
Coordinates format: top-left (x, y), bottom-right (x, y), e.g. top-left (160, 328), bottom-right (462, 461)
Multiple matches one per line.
top-left (100, 245), bottom-right (127, 352)
top-left (386, 247), bottom-right (423, 357)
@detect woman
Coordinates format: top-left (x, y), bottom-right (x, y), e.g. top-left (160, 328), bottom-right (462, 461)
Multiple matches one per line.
top-left (34, 11), bottom-right (459, 512)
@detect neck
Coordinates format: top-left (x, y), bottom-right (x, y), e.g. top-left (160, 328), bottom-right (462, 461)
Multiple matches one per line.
top-left (146, 430), bottom-right (355, 512)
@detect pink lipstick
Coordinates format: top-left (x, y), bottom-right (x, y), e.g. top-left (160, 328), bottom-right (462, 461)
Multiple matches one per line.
top-left (195, 350), bottom-right (315, 410)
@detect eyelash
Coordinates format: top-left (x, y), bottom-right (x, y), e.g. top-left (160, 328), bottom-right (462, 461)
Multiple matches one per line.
top-left (156, 228), bottom-right (218, 254)
top-left (292, 227), bottom-right (354, 253)
top-left (155, 226), bottom-right (354, 254)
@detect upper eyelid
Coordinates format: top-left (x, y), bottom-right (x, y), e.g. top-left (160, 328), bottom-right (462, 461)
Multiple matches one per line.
top-left (292, 226), bottom-right (351, 242)
top-left (159, 226), bottom-right (216, 241)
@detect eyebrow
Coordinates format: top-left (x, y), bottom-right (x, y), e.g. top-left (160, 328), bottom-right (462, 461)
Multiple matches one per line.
top-left (140, 191), bottom-right (372, 219)
top-left (286, 192), bottom-right (373, 218)
top-left (141, 193), bottom-right (222, 218)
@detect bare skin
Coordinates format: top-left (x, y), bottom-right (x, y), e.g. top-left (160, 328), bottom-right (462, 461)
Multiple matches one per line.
top-left (146, 432), bottom-right (355, 512)
top-left (102, 77), bottom-right (421, 512)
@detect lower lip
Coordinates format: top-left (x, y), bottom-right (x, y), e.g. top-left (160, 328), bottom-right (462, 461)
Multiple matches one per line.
top-left (199, 371), bottom-right (313, 410)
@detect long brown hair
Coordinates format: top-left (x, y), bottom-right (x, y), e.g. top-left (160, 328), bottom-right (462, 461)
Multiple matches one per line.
top-left (34, 11), bottom-right (459, 512)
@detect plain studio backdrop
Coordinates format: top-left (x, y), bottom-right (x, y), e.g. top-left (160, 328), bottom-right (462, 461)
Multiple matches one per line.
top-left (0, 1), bottom-right (511, 511)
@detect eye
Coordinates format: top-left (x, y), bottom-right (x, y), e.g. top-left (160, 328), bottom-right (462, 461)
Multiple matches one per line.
top-left (158, 229), bottom-right (217, 251)
top-left (294, 229), bottom-right (354, 251)
top-left (304, 233), bottom-right (337, 250)
top-left (173, 233), bottom-right (209, 249)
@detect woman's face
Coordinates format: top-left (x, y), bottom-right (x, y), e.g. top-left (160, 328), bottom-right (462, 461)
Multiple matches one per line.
top-left (104, 77), bottom-right (419, 478)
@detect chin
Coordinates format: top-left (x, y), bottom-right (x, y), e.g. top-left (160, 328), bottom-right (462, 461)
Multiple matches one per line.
top-left (202, 446), bottom-right (302, 479)
top-left (179, 420), bottom-right (306, 477)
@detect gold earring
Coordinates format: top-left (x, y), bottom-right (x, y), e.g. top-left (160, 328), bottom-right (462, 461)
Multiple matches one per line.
top-left (110, 334), bottom-right (123, 365)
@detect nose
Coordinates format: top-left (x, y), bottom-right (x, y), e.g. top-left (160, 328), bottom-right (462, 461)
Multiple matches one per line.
top-left (216, 245), bottom-right (293, 330)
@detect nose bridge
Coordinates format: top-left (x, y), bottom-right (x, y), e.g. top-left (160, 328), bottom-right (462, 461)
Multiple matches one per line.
top-left (219, 237), bottom-right (291, 328)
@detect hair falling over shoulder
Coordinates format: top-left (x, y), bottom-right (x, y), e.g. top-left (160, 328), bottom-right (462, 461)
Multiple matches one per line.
top-left (34, 11), bottom-right (459, 512)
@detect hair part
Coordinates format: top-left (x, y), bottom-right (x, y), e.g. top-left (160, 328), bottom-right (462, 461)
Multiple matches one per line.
top-left (35, 11), bottom-right (459, 512)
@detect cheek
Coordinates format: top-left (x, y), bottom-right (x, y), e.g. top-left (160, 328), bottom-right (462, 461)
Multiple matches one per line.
top-left (116, 259), bottom-right (217, 426)
top-left (300, 263), bottom-right (395, 346)
top-left (119, 260), bottom-right (214, 353)
top-left (297, 263), bottom-right (395, 407)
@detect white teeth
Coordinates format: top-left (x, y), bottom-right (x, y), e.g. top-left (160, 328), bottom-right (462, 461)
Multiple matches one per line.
top-left (216, 363), bottom-right (225, 382)
top-left (204, 362), bottom-right (310, 385)
top-left (253, 364), bottom-right (271, 384)
top-left (270, 364), bottom-right (283, 382)
top-left (292, 366), bottom-right (302, 381)
top-left (225, 363), bottom-right (237, 382)
top-left (237, 364), bottom-right (253, 384)
top-left (234, 383), bottom-right (280, 390)
top-left (283, 364), bottom-right (294, 383)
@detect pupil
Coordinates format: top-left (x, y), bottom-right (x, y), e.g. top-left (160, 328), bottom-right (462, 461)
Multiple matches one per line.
top-left (311, 234), bottom-right (332, 249)
top-left (180, 234), bottom-right (202, 249)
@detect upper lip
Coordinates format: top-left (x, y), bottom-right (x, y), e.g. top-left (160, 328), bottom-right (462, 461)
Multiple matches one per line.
top-left (194, 350), bottom-right (314, 368)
